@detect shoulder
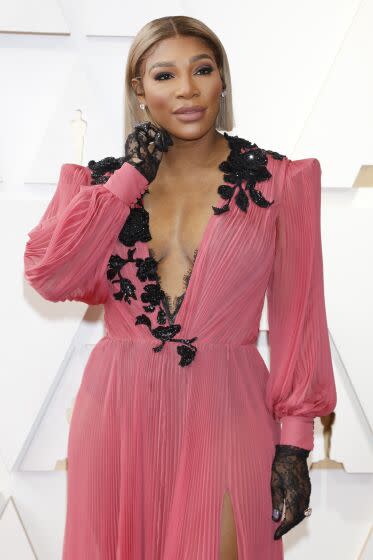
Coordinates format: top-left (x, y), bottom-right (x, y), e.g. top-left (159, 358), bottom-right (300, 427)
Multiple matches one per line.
top-left (261, 146), bottom-right (321, 180)
top-left (225, 132), bottom-right (287, 166)
top-left (266, 153), bottom-right (321, 192)
top-left (250, 132), bottom-right (320, 177)
top-left (58, 163), bottom-right (91, 186)
top-left (60, 155), bottom-right (127, 186)
top-left (224, 131), bottom-right (287, 190)
top-left (226, 133), bottom-right (322, 203)
top-left (277, 157), bottom-right (322, 213)
top-left (284, 158), bottom-right (322, 198)
top-left (285, 157), bottom-right (321, 179)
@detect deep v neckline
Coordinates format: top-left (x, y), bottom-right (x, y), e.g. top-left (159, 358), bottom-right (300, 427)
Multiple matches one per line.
top-left (139, 133), bottom-right (234, 325)
top-left (106, 130), bottom-right (280, 366)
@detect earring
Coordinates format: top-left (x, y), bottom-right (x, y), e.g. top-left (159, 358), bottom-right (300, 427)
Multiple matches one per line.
top-left (221, 90), bottom-right (226, 98)
top-left (139, 103), bottom-right (145, 110)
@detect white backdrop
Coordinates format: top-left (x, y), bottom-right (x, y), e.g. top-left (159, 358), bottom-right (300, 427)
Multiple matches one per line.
top-left (0, 0), bottom-right (372, 558)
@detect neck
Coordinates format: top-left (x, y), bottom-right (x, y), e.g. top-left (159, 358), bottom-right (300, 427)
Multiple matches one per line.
top-left (157, 128), bottom-right (228, 177)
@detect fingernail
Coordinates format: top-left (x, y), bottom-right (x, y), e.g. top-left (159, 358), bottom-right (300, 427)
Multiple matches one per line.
top-left (272, 509), bottom-right (281, 521)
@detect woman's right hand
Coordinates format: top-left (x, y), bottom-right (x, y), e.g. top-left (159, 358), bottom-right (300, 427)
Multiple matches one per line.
top-left (124, 121), bottom-right (173, 183)
top-left (271, 444), bottom-right (312, 540)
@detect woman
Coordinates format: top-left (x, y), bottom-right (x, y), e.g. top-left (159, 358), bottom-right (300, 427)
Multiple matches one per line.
top-left (23, 15), bottom-right (337, 560)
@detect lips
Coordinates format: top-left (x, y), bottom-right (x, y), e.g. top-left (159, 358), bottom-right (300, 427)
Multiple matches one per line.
top-left (173, 106), bottom-right (206, 114)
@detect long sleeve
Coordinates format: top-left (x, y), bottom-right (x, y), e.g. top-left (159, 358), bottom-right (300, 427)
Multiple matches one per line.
top-left (24, 161), bottom-right (149, 304)
top-left (265, 158), bottom-right (337, 451)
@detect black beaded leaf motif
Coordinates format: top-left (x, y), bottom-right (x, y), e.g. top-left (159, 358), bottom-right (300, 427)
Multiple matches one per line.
top-left (215, 132), bottom-right (284, 215)
top-left (104, 132), bottom-right (285, 368)
top-left (118, 206), bottom-right (151, 247)
top-left (107, 250), bottom-right (137, 303)
top-left (106, 245), bottom-right (198, 367)
top-left (135, 314), bottom-right (198, 365)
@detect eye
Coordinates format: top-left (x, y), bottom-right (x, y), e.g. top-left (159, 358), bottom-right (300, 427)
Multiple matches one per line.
top-left (196, 65), bottom-right (214, 75)
top-left (153, 65), bottom-right (214, 81)
top-left (154, 72), bottom-right (173, 81)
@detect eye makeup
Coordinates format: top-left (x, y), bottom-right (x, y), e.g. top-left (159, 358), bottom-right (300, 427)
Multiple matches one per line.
top-left (153, 65), bottom-right (214, 81)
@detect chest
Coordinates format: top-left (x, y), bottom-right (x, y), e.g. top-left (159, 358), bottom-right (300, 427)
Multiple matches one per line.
top-left (141, 170), bottom-right (224, 262)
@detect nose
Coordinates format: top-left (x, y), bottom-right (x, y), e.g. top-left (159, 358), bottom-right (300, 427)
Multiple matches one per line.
top-left (175, 73), bottom-right (199, 98)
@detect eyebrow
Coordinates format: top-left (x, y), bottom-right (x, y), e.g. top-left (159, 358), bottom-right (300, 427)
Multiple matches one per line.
top-left (148, 53), bottom-right (214, 73)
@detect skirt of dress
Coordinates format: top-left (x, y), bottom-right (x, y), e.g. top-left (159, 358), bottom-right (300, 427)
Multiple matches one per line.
top-left (62, 336), bottom-right (283, 560)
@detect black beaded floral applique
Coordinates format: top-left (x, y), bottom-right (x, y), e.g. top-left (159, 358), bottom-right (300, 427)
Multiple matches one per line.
top-left (87, 156), bottom-right (197, 366)
top-left (107, 251), bottom-right (198, 367)
top-left (105, 202), bottom-right (198, 367)
top-left (94, 132), bottom-right (285, 368)
top-left (216, 131), bottom-right (285, 214)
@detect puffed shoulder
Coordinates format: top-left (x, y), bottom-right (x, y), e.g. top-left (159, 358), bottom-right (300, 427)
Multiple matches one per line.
top-left (58, 158), bottom-right (149, 207)
top-left (285, 157), bottom-right (321, 175)
top-left (281, 157), bottom-right (322, 202)
top-left (58, 163), bottom-right (92, 186)
top-left (58, 155), bottom-right (125, 187)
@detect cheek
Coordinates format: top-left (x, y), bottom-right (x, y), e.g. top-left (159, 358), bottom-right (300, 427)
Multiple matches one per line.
top-left (146, 91), bottom-right (170, 112)
top-left (208, 80), bottom-right (223, 101)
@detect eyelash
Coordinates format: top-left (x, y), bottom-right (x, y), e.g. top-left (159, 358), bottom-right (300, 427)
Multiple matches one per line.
top-left (154, 65), bottom-right (214, 81)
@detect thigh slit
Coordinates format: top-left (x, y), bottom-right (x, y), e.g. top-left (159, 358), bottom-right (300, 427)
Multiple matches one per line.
top-left (219, 488), bottom-right (239, 560)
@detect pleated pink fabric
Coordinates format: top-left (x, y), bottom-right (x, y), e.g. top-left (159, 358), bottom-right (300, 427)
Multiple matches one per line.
top-left (23, 144), bottom-right (337, 559)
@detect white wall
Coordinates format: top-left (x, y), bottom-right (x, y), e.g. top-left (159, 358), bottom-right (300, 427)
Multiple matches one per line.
top-left (1, 0), bottom-right (372, 558)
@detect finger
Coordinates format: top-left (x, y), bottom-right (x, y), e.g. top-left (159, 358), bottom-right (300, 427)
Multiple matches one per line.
top-left (274, 514), bottom-right (305, 540)
top-left (136, 130), bottom-right (150, 155)
top-left (136, 127), bottom-right (148, 141)
top-left (134, 123), bottom-right (152, 147)
top-left (153, 131), bottom-right (165, 151)
top-left (271, 490), bottom-right (284, 522)
top-left (153, 130), bottom-right (173, 152)
top-left (271, 473), bottom-right (284, 522)
top-left (134, 121), bottom-right (150, 130)
top-left (133, 122), bottom-right (148, 135)
top-left (274, 492), bottom-right (305, 539)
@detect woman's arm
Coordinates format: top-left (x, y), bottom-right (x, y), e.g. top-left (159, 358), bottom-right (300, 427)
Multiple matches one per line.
top-left (23, 122), bottom-right (172, 305)
top-left (265, 157), bottom-right (337, 451)
top-left (23, 161), bottom-right (149, 304)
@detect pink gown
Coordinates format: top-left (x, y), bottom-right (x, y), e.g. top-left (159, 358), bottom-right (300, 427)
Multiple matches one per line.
top-left (23, 132), bottom-right (337, 559)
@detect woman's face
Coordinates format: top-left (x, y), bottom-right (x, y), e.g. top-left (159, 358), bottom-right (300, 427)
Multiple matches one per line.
top-left (132, 35), bottom-right (224, 140)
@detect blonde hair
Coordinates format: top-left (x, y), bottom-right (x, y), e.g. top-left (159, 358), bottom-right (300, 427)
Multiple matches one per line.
top-left (123, 15), bottom-right (235, 141)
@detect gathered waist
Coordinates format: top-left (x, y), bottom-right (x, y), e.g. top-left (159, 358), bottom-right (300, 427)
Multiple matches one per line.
top-left (89, 334), bottom-right (270, 378)
top-left (101, 334), bottom-right (258, 349)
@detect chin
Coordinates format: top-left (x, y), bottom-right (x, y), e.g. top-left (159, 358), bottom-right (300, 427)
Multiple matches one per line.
top-left (166, 122), bottom-right (217, 141)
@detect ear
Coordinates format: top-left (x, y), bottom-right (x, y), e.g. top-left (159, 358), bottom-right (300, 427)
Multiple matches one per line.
top-left (131, 77), bottom-right (145, 104)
